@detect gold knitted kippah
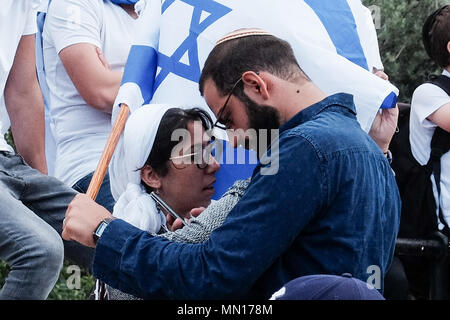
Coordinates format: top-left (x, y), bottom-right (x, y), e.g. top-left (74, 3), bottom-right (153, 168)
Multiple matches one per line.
top-left (215, 28), bottom-right (273, 46)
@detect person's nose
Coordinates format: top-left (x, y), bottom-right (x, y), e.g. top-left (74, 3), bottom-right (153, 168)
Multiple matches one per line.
top-left (205, 154), bottom-right (220, 174)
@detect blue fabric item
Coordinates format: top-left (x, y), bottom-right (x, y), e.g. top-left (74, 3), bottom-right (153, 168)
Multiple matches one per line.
top-left (380, 91), bottom-right (398, 109)
top-left (304, 0), bottom-right (369, 70)
top-left (93, 93), bottom-right (401, 299)
top-left (212, 140), bottom-right (258, 200)
top-left (154, 0), bottom-right (232, 93)
top-left (272, 274), bottom-right (385, 300)
top-left (110, 0), bottom-right (139, 5)
top-left (121, 45), bottom-right (158, 104)
top-left (36, 12), bottom-right (50, 107)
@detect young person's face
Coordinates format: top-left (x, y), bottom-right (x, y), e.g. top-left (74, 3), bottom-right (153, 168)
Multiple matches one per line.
top-left (158, 121), bottom-right (219, 217)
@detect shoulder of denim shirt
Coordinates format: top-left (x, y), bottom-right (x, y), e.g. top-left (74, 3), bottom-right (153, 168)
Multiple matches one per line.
top-left (278, 94), bottom-right (378, 159)
top-left (279, 93), bottom-right (356, 135)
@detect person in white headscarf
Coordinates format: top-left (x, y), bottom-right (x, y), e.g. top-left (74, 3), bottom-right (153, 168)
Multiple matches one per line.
top-left (109, 104), bottom-right (220, 233)
top-left (106, 103), bottom-right (255, 300)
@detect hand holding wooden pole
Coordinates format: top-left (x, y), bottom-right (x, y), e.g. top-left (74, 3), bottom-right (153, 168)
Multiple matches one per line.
top-left (86, 103), bottom-right (130, 301)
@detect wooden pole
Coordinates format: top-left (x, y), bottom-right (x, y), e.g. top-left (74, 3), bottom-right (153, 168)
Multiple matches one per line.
top-left (86, 104), bottom-right (130, 200)
top-left (87, 104), bottom-right (130, 300)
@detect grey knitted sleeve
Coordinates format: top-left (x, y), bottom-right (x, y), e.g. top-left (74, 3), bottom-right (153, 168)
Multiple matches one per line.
top-left (159, 178), bottom-right (250, 243)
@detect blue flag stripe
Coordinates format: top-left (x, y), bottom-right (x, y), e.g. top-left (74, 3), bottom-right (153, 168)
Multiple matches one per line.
top-left (121, 45), bottom-right (158, 104)
top-left (162, 0), bottom-right (176, 13)
top-left (305, 0), bottom-right (369, 70)
top-left (381, 91), bottom-right (398, 109)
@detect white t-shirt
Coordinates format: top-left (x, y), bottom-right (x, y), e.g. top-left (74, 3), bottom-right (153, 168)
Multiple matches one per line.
top-left (410, 69), bottom-right (450, 229)
top-left (0, 0), bottom-right (41, 152)
top-left (43, 0), bottom-right (139, 186)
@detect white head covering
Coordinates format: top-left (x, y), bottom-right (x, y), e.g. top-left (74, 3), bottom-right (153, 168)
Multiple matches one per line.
top-left (109, 104), bottom-right (175, 233)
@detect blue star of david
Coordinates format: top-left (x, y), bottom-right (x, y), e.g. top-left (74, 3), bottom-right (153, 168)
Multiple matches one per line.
top-left (152, 0), bottom-right (232, 94)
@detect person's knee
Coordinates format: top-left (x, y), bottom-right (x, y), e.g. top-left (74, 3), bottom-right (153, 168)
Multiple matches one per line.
top-left (45, 237), bottom-right (64, 272)
top-left (16, 229), bottom-right (64, 273)
top-left (39, 232), bottom-right (64, 273)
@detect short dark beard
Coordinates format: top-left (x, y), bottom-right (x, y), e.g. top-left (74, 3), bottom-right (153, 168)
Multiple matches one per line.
top-left (238, 92), bottom-right (281, 156)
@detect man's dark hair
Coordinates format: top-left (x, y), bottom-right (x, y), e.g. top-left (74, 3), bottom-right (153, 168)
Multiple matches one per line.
top-left (141, 107), bottom-right (213, 193)
top-left (422, 5), bottom-right (450, 68)
top-left (199, 32), bottom-right (310, 98)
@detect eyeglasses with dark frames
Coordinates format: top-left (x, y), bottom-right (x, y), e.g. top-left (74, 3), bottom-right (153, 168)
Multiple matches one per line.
top-left (169, 139), bottom-right (216, 170)
top-left (213, 77), bottom-right (243, 130)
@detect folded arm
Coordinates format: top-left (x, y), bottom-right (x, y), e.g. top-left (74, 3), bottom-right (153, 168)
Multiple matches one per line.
top-left (59, 43), bottom-right (122, 113)
top-left (4, 34), bottom-right (47, 174)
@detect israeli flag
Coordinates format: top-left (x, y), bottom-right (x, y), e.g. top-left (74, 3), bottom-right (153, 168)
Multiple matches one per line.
top-left (113, 0), bottom-right (399, 199)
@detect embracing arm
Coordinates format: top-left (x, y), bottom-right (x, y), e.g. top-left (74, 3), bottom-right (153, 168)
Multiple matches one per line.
top-left (4, 34), bottom-right (47, 174)
top-left (63, 136), bottom-right (323, 299)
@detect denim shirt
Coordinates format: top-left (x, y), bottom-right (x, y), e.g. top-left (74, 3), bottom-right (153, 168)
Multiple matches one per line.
top-left (94, 93), bottom-right (401, 299)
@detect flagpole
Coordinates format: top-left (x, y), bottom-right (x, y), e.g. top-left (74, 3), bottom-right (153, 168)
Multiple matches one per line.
top-left (87, 103), bottom-right (129, 300)
top-left (86, 104), bottom-right (130, 200)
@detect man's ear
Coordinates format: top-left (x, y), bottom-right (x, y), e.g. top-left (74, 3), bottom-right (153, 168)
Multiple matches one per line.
top-left (141, 165), bottom-right (162, 190)
top-left (242, 71), bottom-right (270, 101)
top-left (447, 40), bottom-right (450, 55)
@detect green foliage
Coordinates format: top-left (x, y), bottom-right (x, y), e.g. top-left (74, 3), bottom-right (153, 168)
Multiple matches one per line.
top-left (363, 0), bottom-right (449, 102)
top-left (47, 260), bottom-right (95, 300)
top-left (0, 259), bottom-right (94, 300)
top-left (4, 129), bottom-right (15, 151)
top-left (0, 260), bottom-right (9, 288)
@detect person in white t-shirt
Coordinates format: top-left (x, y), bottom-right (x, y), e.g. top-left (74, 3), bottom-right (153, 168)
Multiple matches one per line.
top-left (42, 0), bottom-right (140, 213)
top-left (0, 0), bottom-right (94, 300)
top-left (410, 5), bottom-right (450, 231)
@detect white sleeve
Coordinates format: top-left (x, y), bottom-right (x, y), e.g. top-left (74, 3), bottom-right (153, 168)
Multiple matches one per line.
top-left (411, 83), bottom-right (450, 129)
top-left (23, 9), bottom-right (38, 35)
top-left (45, 0), bottom-right (102, 54)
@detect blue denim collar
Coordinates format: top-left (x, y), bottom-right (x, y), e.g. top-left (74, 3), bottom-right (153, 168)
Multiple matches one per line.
top-left (280, 93), bottom-right (356, 134)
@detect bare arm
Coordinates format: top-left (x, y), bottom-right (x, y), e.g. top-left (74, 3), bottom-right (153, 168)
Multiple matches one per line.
top-left (4, 34), bottom-right (48, 174)
top-left (428, 102), bottom-right (450, 132)
top-left (59, 43), bottom-right (122, 113)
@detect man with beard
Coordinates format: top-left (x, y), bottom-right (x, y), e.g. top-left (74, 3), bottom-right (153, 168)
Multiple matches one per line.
top-left (62, 29), bottom-right (401, 299)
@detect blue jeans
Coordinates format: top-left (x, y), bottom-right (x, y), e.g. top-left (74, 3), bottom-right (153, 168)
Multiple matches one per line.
top-left (0, 151), bottom-right (94, 299)
top-left (72, 171), bottom-right (115, 213)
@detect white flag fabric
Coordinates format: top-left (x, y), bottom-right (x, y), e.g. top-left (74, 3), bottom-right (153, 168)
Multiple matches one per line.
top-left (112, 0), bottom-right (399, 199)
top-left (113, 0), bottom-right (398, 124)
